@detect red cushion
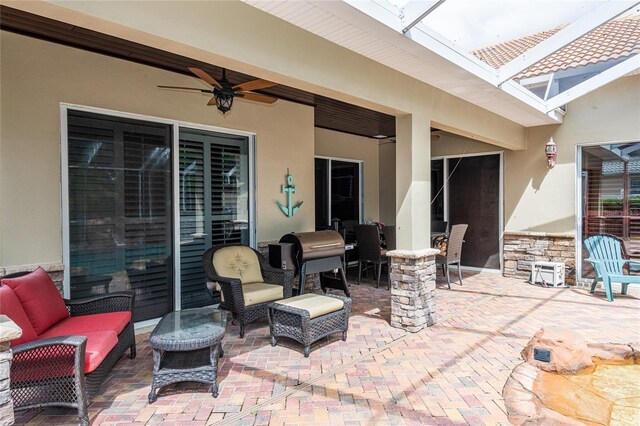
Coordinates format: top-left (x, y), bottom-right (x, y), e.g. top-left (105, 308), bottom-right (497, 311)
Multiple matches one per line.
top-left (0, 285), bottom-right (39, 346)
top-left (2, 267), bottom-right (69, 335)
top-left (41, 312), bottom-right (131, 337)
top-left (30, 330), bottom-right (119, 374)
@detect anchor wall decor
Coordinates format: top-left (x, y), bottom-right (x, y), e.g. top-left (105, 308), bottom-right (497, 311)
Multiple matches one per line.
top-left (276, 169), bottom-right (303, 217)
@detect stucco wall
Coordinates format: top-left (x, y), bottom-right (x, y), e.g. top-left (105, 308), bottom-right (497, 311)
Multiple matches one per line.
top-left (507, 74), bottom-right (640, 233)
top-left (378, 143), bottom-right (397, 226)
top-left (0, 31), bottom-right (315, 266)
top-left (428, 75), bottom-right (640, 235)
top-left (314, 128), bottom-right (380, 222)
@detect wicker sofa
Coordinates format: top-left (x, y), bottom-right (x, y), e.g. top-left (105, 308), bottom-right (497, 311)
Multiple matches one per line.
top-left (203, 244), bottom-right (294, 337)
top-left (0, 267), bottom-right (136, 425)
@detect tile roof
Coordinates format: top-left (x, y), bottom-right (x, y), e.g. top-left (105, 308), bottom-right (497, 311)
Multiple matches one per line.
top-left (472, 15), bottom-right (640, 80)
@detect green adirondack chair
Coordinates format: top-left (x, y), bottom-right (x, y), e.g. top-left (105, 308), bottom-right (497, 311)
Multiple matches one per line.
top-left (584, 235), bottom-right (640, 302)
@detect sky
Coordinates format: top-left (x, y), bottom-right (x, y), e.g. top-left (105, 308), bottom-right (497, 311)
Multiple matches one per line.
top-left (387, 0), bottom-right (636, 50)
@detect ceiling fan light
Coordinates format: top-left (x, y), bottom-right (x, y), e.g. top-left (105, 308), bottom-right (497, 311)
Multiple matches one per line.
top-left (215, 93), bottom-right (234, 114)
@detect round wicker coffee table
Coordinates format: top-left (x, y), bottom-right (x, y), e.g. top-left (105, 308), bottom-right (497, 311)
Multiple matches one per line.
top-left (148, 307), bottom-right (227, 403)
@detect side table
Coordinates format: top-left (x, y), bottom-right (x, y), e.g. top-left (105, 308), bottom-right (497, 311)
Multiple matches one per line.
top-left (148, 307), bottom-right (227, 403)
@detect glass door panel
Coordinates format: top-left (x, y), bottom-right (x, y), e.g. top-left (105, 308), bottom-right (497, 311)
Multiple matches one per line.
top-left (179, 129), bottom-right (250, 309)
top-left (580, 143), bottom-right (640, 279)
top-left (68, 110), bottom-right (173, 322)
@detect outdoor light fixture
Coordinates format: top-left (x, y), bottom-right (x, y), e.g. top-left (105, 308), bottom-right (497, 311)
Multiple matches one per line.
top-left (545, 137), bottom-right (557, 168)
top-left (213, 89), bottom-right (235, 114)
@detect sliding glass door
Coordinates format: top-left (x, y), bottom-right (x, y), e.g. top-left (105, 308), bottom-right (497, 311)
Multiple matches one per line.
top-left (67, 110), bottom-right (173, 321)
top-left (579, 142), bottom-right (640, 279)
top-left (315, 157), bottom-right (363, 227)
top-left (65, 108), bottom-right (255, 321)
top-left (178, 129), bottom-right (251, 308)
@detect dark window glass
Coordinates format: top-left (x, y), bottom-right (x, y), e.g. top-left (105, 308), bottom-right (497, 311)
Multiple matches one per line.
top-left (315, 158), bottom-right (329, 227)
top-left (431, 159), bottom-right (445, 221)
top-left (331, 160), bottom-right (360, 222)
top-left (179, 129), bottom-right (250, 309)
top-left (68, 110), bottom-right (173, 322)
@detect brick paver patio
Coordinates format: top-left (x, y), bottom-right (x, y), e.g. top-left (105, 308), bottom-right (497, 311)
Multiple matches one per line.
top-left (14, 272), bottom-right (640, 425)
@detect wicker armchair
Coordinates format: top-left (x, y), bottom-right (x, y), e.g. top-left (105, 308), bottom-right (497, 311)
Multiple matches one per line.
top-left (203, 244), bottom-right (294, 337)
top-left (435, 224), bottom-right (468, 288)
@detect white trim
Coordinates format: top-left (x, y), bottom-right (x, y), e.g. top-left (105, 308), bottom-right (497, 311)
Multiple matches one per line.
top-left (576, 145), bottom-right (584, 281)
top-left (249, 135), bottom-right (257, 248)
top-left (172, 125), bottom-right (181, 310)
top-left (60, 105), bottom-right (71, 299)
top-left (497, 1), bottom-right (640, 84)
top-left (59, 103), bottom-right (257, 313)
top-left (499, 151), bottom-right (505, 274)
top-left (459, 265), bottom-right (502, 274)
top-left (401, 0), bottom-right (447, 34)
top-left (545, 54), bottom-right (640, 112)
top-left (315, 155), bottom-right (364, 163)
top-left (431, 150), bottom-right (504, 161)
top-left (314, 156), bottom-right (364, 225)
top-left (575, 139), bottom-right (640, 282)
top-left (134, 317), bottom-right (161, 332)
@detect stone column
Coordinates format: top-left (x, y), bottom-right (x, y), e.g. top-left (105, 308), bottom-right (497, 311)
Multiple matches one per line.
top-left (387, 248), bottom-right (439, 332)
top-left (0, 315), bottom-right (22, 426)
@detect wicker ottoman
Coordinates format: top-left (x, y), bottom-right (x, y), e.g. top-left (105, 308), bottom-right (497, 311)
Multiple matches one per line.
top-left (268, 294), bottom-right (352, 357)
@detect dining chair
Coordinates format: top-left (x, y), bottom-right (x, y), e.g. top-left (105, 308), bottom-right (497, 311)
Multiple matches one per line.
top-left (435, 224), bottom-right (468, 289)
top-left (382, 225), bottom-right (396, 251)
top-left (354, 224), bottom-right (389, 290)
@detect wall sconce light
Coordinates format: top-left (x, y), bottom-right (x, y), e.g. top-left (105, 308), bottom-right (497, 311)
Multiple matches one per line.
top-left (545, 137), bottom-right (557, 168)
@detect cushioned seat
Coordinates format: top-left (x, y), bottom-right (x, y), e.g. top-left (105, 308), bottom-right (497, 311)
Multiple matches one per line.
top-left (273, 293), bottom-right (344, 319)
top-left (41, 312), bottom-right (132, 336)
top-left (203, 244), bottom-right (294, 337)
top-left (19, 330), bottom-right (118, 374)
top-left (268, 294), bottom-right (352, 357)
top-left (242, 283), bottom-right (284, 306)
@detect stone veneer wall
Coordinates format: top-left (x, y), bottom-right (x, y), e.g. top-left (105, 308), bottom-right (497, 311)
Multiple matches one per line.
top-left (0, 263), bottom-right (64, 294)
top-left (388, 248), bottom-right (439, 333)
top-left (503, 231), bottom-right (576, 285)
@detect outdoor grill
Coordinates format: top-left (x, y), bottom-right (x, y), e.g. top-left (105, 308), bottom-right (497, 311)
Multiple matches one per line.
top-left (279, 230), bottom-right (350, 296)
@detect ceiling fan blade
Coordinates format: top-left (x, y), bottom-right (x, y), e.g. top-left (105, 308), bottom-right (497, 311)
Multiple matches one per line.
top-left (207, 97), bottom-right (217, 106)
top-left (237, 92), bottom-right (278, 104)
top-left (188, 67), bottom-right (222, 88)
top-left (158, 85), bottom-right (212, 93)
top-left (233, 79), bottom-right (278, 92)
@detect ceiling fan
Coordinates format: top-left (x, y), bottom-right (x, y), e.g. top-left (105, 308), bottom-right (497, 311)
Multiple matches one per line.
top-left (158, 67), bottom-right (279, 114)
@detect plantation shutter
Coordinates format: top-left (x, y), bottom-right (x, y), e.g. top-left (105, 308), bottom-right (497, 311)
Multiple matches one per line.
top-left (179, 129), bottom-right (249, 309)
top-left (68, 110), bottom-right (173, 321)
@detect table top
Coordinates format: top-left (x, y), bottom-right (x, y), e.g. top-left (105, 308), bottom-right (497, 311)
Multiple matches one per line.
top-left (150, 306), bottom-right (227, 351)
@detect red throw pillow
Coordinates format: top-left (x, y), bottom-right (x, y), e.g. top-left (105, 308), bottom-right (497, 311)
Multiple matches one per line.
top-left (0, 285), bottom-right (39, 346)
top-left (2, 267), bottom-right (69, 335)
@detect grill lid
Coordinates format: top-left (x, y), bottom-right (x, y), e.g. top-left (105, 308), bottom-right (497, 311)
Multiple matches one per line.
top-left (279, 230), bottom-right (345, 262)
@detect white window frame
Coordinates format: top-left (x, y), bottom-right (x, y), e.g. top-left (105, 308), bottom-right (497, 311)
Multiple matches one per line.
top-left (575, 139), bottom-right (640, 282)
top-left (314, 155), bottom-right (364, 225)
top-left (60, 103), bottom-right (256, 315)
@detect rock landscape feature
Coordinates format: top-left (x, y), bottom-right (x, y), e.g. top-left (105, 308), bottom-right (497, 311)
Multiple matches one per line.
top-left (504, 327), bottom-right (640, 425)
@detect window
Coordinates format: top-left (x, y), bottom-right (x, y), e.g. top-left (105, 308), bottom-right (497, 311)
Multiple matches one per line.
top-left (65, 107), bottom-right (256, 320)
top-left (579, 142), bottom-right (640, 278)
top-left (179, 129), bottom-right (251, 309)
top-left (67, 110), bottom-right (173, 321)
top-left (315, 157), bottom-right (363, 227)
